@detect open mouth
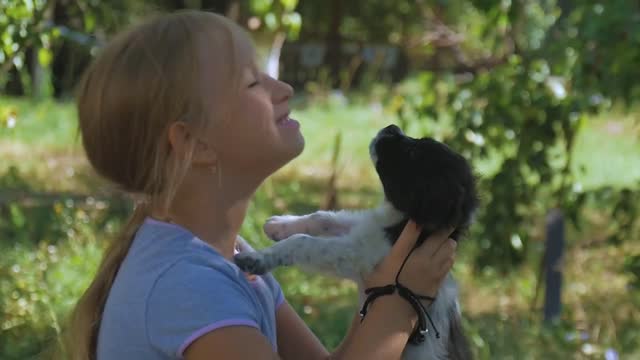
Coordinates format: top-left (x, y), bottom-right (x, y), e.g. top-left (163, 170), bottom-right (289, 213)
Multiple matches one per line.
top-left (276, 112), bottom-right (300, 129)
top-left (276, 112), bottom-right (290, 124)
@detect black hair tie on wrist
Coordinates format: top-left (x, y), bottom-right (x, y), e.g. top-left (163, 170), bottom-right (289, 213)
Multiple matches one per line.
top-left (359, 245), bottom-right (441, 343)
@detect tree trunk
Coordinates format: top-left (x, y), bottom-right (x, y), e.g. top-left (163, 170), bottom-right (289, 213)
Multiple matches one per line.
top-left (29, 46), bottom-right (46, 98)
top-left (4, 66), bottom-right (25, 96)
top-left (51, 0), bottom-right (92, 99)
top-left (225, 0), bottom-right (241, 21)
top-left (266, 32), bottom-right (286, 79)
top-left (324, 0), bottom-right (343, 87)
top-left (30, 2), bottom-right (55, 99)
top-left (51, 0), bottom-right (71, 98)
top-left (200, 0), bottom-right (232, 14)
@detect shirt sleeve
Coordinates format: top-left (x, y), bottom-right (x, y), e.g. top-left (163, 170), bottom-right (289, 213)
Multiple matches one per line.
top-left (146, 257), bottom-right (261, 357)
top-left (262, 272), bottom-right (286, 309)
top-left (236, 236), bottom-right (286, 309)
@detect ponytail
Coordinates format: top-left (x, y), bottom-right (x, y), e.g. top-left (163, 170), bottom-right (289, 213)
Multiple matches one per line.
top-left (62, 202), bottom-right (149, 360)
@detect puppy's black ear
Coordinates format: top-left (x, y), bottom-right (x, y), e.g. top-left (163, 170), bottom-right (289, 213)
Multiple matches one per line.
top-left (378, 161), bottom-right (414, 214)
top-left (410, 168), bottom-right (478, 241)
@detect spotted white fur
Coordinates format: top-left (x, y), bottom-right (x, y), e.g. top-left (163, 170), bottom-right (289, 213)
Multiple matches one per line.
top-left (234, 201), bottom-right (463, 360)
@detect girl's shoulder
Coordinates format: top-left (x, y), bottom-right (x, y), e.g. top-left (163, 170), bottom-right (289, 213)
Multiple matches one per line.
top-left (133, 217), bottom-right (247, 283)
top-left (141, 245), bottom-right (267, 358)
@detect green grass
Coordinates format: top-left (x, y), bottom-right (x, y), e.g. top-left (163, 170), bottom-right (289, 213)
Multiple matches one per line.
top-left (0, 97), bottom-right (79, 149)
top-left (572, 111), bottom-right (640, 188)
top-left (4, 95), bottom-right (638, 192)
top-left (1, 95), bottom-right (640, 359)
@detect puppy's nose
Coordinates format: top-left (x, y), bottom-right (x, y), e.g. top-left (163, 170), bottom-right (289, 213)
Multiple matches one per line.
top-left (381, 124), bottom-right (403, 136)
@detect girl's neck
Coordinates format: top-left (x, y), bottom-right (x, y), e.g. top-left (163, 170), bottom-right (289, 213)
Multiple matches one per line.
top-left (165, 182), bottom-right (257, 260)
top-left (157, 164), bottom-right (267, 259)
top-left (169, 199), bottom-right (250, 260)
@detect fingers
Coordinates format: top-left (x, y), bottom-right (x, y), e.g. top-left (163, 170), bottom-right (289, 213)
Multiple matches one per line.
top-left (434, 239), bottom-right (457, 277)
top-left (432, 227), bottom-right (456, 254)
top-left (413, 231), bottom-right (457, 276)
top-left (436, 256), bottom-right (455, 278)
top-left (418, 227), bottom-right (454, 256)
top-left (388, 220), bottom-right (422, 260)
top-left (438, 239), bottom-right (457, 266)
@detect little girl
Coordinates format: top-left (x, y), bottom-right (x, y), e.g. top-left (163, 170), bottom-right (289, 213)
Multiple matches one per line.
top-left (65, 10), bottom-right (457, 360)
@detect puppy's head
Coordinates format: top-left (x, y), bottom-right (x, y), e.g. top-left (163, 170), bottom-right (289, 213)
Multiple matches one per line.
top-left (370, 124), bottom-right (479, 240)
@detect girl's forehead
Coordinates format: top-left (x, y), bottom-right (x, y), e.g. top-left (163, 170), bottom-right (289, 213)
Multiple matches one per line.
top-left (230, 28), bottom-right (257, 64)
top-left (238, 58), bottom-right (262, 79)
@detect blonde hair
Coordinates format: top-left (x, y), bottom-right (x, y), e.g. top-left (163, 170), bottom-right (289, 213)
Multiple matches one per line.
top-left (62, 10), bottom-right (255, 360)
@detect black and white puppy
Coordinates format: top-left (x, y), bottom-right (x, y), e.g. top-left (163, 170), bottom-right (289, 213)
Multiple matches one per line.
top-left (235, 124), bottom-right (479, 360)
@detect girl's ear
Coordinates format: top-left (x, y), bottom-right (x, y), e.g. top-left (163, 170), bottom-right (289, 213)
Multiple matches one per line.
top-left (168, 121), bottom-right (217, 166)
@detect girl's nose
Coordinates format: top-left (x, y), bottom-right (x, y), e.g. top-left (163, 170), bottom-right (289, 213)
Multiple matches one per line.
top-left (273, 79), bottom-right (294, 103)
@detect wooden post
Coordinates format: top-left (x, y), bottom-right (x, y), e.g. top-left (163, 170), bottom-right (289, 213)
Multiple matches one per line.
top-left (544, 209), bottom-right (564, 322)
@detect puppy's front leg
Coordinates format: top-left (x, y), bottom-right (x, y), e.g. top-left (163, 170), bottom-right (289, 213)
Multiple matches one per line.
top-left (264, 210), bottom-right (360, 241)
top-left (234, 234), bottom-right (361, 279)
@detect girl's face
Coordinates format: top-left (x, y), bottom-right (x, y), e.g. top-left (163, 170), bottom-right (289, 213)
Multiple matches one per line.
top-left (211, 66), bottom-right (304, 182)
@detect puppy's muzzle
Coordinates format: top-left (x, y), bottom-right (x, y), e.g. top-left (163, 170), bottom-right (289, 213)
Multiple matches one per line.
top-left (369, 124), bottom-right (405, 165)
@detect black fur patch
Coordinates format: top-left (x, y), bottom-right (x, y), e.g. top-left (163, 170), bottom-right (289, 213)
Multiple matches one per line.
top-left (373, 124), bottom-right (479, 245)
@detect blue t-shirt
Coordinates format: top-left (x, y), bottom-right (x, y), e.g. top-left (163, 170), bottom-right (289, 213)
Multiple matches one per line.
top-left (96, 218), bottom-right (285, 359)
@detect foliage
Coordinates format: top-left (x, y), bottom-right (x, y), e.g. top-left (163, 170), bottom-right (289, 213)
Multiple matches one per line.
top-left (0, 94), bottom-right (639, 357)
top-left (247, 0), bottom-right (301, 39)
top-left (1, 0), bottom-right (54, 92)
top-left (0, 0), bottom-right (151, 94)
top-left (1, 159), bottom-right (639, 358)
top-left (388, 0), bottom-right (640, 269)
top-left (624, 254), bottom-right (640, 290)
top-left (1, 0), bottom-right (640, 357)
top-left (0, 172), bottom-right (129, 359)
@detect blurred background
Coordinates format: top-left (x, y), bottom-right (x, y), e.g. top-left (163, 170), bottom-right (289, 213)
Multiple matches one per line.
top-left (1, 0), bottom-right (639, 359)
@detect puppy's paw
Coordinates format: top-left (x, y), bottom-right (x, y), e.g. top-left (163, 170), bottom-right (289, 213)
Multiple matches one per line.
top-left (264, 215), bottom-right (301, 241)
top-left (234, 252), bottom-right (271, 275)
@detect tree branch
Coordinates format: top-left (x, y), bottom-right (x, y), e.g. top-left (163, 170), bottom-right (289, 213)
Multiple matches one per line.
top-left (0, 0), bottom-right (55, 79)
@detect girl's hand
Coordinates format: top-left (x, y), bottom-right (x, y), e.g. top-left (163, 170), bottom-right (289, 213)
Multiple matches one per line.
top-left (363, 221), bottom-right (456, 298)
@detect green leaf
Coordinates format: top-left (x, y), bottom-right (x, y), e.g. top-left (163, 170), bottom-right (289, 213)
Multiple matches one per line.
top-left (37, 47), bottom-right (51, 67)
top-left (9, 204), bottom-right (26, 229)
top-left (84, 13), bottom-right (96, 32)
top-left (264, 12), bottom-right (278, 30)
top-left (280, 0), bottom-right (298, 12)
top-left (250, 0), bottom-right (274, 14)
top-left (286, 12), bottom-right (301, 38)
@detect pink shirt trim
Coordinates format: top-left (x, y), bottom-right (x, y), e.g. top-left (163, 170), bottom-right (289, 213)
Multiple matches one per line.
top-left (177, 319), bottom-right (260, 357)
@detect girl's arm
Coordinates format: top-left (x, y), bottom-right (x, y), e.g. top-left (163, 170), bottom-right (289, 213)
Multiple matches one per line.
top-left (187, 223), bottom-right (454, 360)
top-left (276, 221), bottom-right (455, 360)
top-left (185, 295), bottom-right (414, 360)
top-left (184, 326), bottom-right (281, 360)
top-left (275, 302), bottom-right (329, 359)
top-left (333, 294), bottom-right (418, 359)
top-left (275, 295), bottom-right (417, 360)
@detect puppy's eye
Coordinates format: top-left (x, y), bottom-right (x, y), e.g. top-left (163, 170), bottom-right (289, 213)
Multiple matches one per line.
top-left (248, 80), bottom-right (260, 88)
